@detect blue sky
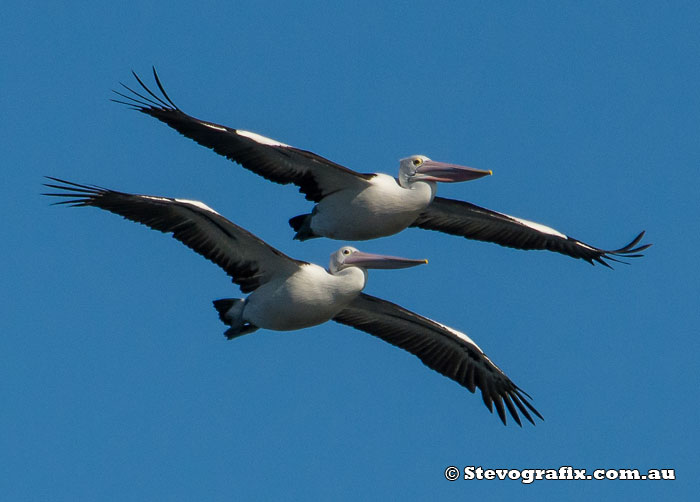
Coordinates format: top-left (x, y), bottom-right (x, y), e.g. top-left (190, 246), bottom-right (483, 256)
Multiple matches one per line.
top-left (2, 1), bottom-right (698, 499)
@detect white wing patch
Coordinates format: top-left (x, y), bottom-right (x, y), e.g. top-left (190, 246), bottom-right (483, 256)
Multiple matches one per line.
top-left (431, 319), bottom-right (482, 352)
top-left (512, 216), bottom-right (567, 239)
top-left (139, 195), bottom-right (221, 215)
top-left (433, 320), bottom-right (508, 371)
top-left (175, 199), bottom-right (221, 215)
top-left (236, 129), bottom-right (290, 148)
top-left (201, 122), bottom-right (227, 132)
top-left (141, 195), bottom-right (173, 203)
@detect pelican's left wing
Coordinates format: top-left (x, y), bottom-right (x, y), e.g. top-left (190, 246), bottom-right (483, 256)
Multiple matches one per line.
top-left (43, 178), bottom-right (303, 293)
top-left (113, 69), bottom-right (373, 202)
top-left (332, 293), bottom-right (543, 426)
top-left (412, 196), bottom-right (651, 267)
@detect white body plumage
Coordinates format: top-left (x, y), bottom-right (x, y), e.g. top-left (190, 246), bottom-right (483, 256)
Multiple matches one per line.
top-left (242, 263), bottom-right (367, 330)
top-left (310, 175), bottom-right (436, 240)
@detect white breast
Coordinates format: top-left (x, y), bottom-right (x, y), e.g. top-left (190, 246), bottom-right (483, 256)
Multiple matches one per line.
top-left (242, 264), bottom-right (365, 331)
top-left (311, 175), bottom-right (435, 240)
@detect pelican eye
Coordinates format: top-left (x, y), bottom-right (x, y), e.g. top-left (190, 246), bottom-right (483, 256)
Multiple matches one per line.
top-left (412, 158), bottom-right (422, 167)
top-left (342, 249), bottom-right (351, 255)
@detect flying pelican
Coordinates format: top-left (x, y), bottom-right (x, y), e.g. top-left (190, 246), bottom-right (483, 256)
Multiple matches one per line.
top-left (44, 177), bottom-right (543, 426)
top-left (112, 69), bottom-right (651, 267)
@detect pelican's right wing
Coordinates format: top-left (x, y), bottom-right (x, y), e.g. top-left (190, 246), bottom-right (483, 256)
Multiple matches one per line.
top-left (43, 178), bottom-right (302, 293)
top-left (113, 68), bottom-right (374, 202)
top-left (333, 293), bottom-right (543, 426)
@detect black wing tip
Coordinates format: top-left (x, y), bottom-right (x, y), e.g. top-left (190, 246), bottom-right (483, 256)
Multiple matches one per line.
top-left (610, 230), bottom-right (652, 255)
top-left (478, 384), bottom-right (543, 427)
top-left (518, 391), bottom-right (544, 422)
top-left (494, 396), bottom-right (508, 426)
top-left (495, 387), bottom-right (543, 427)
top-left (503, 394), bottom-right (522, 427)
top-left (150, 66), bottom-right (179, 109)
top-left (42, 176), bottom-right (107, 205)
top-left (43, 175), bottom-right (92, 190)
top-left (590, 230), bottom-right (652, 268)
top-left (112, 67), bottom-right (180, 112)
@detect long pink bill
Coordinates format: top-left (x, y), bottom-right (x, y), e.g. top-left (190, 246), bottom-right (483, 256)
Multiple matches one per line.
top-left (417, 160), bottom-right (492, 182)
top-left (344, 251), bottom-right (428, 270)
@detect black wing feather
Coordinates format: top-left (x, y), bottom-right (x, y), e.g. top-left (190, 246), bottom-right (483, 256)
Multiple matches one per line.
top-left (43, 177), bottom-right (301, 293)
top-left (333, 293), bottom-right (543, 426)
top-left (113, 68), bottom-right (372, 202)
top-left (412, 196), bottom-right (651, 267)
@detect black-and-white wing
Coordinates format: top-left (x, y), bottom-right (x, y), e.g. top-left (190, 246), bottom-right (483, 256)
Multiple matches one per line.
top-left (113, 69), bottom-right (373, 202)
top-left (412, 196), bottom-right (651, 267)
top-left (43, 178), bottom-right (302, 293)
top-left (332, 293), bottom-right (543, 426)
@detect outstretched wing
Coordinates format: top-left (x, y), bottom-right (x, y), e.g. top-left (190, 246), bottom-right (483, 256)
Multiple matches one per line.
top-left (412, 196), bottom-right (651, 267)
top-left (333, 293), bottom-right (543, 426)
top-left (43, 177), bottom-right (302, 293)
top-left (113, 68), bottom-right (373, 202)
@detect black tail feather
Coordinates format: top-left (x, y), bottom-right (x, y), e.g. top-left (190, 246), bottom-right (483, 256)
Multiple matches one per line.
top-left (289, 214), bottom-right (306, 232)
top-left (212, 298), bottom-right (258, 339)
top-left (288, 213), bottom-right (318, 241)
top-left (213, 298), bottom-right (237, 324)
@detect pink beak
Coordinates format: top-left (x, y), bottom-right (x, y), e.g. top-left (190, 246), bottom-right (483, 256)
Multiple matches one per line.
top-left (416, 160), bottom-right (492, 183)
top-left (344, 251), bottom-right (428, 269)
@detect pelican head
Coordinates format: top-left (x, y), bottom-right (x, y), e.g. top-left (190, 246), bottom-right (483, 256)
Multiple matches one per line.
top-left (398, 155), bottom-right (492, 188)
top-left (329, 246), bottom-right (427, 275)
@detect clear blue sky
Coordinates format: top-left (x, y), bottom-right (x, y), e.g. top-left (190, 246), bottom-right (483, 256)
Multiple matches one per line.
top-left (2, 1), bottom-right (698, 499)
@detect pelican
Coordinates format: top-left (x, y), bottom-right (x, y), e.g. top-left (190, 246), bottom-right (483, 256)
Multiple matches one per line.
top-left (44, 177), bottom-right (543, 426)
top-left (112, 69), bottom-right (651, 267)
